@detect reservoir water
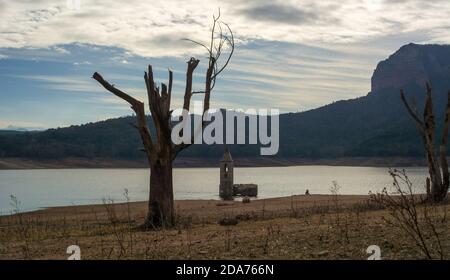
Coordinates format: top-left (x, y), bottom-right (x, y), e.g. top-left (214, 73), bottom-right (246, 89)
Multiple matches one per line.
top-left (0, 166), bottom-right (429, 214)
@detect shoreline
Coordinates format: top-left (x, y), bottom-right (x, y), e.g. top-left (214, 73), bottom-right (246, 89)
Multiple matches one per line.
top-left (1, 194), bottom-right (371, 218)
top-left (4, 194), bottom-right (371, 219)
top-left (0, 156), bottom-right (430, 170)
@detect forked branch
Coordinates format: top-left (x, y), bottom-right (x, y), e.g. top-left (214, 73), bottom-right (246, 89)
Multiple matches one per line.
top-left (175, 11), bottom-right (234, 155)
top-left (182, 10), bottom-right (234, 112)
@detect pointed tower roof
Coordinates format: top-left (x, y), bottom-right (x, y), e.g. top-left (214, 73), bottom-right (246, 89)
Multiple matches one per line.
top-left (221, 146), bottom-right (233, 162)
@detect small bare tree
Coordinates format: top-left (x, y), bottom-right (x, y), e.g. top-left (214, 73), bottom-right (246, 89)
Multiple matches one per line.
top-left (93, 13), bottom-right (234, 229)
top-left (371, 169), bottom-right (447, 259)
top-left (400, 83), bottom-right (450, 202)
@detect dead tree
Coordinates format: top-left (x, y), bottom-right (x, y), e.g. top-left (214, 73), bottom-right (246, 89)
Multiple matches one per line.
top-left (400, 83), bottom-right (450, 202)
top-left (92, 13), bottom-right (234, 228)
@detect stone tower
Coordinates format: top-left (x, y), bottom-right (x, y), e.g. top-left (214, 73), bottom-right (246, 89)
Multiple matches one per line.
top-left (219, 147), bottom-right (234, 199)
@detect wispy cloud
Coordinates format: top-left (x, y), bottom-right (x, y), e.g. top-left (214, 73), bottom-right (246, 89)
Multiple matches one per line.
top-left (10, 74), bottom-right (104, 93)
top-left (53, 46), bottom-right (70, 54)
top-left (0, 119), bottom-right (47, 130)
top-left (0, 0), bottom-right (449, 57)
top-left (238, 3), bottom-right (322, 25)
top-left (73, 61), bottom-right (91, 66)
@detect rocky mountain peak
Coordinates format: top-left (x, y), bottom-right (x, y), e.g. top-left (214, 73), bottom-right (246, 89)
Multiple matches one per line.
top-left (371, 43), bottom-right (450, 92)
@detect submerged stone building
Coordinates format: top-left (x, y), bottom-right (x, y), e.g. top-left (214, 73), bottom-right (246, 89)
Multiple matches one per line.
top-left (219, 147), bottom-right (234, 199)
top-left (219, 147), bottom-right (258, 200)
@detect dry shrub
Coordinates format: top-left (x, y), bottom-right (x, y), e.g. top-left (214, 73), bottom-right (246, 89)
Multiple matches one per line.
top-left (371, 169), bottom-right (448, 259)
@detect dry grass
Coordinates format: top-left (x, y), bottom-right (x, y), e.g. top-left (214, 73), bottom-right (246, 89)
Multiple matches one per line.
top-left (0, 194), bottom-right (449, 260)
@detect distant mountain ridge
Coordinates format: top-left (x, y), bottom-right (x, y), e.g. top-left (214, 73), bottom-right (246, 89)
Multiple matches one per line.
top-left (1, 125), bottom-right (45, 132)
top-left (1, 43), bottom-right (450, 162)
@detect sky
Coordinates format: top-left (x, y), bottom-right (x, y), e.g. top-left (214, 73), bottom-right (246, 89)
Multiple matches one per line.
top-left (1, 0), bottom-right (450, 129)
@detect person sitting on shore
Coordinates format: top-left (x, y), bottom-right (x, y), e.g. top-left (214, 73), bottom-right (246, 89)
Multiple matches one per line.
top-left (305, 189), bottom-right (310, 196)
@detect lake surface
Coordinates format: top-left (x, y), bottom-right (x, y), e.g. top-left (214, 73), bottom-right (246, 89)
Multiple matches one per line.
top-left (0, 166), bottom-right (430, 214)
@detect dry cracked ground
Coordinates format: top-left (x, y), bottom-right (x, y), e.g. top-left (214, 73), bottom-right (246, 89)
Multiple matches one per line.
top-left (0, 195), bottom-right (449, 260)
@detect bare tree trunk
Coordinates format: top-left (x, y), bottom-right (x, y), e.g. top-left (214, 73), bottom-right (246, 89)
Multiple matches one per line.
top-left (423, 85), bottom-right (443, 201)
top-left (438, 91), bottom-right (450, 199)
top-left (400, 84), bottom-right (450, 202)
top-left (147, 160), bottom-right (174, 228)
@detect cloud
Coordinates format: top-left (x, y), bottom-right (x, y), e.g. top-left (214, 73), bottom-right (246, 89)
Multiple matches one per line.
top-left (11, 74), bottom-right (104, 93)
top-left (238, 3), bottom-right (319, 25)
top-left (0, 0), bottom-right (449, 57)
top-left (0, 119), bottom-right (46, 130)
top-left (73, 61), bottom-right (91, 66)
top-left (53, 46), bottom-right (70, 54)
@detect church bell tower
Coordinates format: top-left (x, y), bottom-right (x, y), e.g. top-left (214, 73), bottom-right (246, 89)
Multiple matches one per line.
top-left (219, 147), bottom-right (234, 199)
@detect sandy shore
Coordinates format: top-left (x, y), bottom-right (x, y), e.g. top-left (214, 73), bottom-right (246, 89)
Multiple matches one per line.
top-left (1, 194), bottom-right (449, 260)
top-left (10, 195), bottom-right (370, 224)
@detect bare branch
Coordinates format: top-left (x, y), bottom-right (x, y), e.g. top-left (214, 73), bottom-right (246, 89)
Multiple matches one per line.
top-left (183, 57), bottom-right (200, 110)
top-left (424, 83), bottom-right (435, 133)
top-left (181, 38), bottom-right (211, 56)
top-left (93, 72), bottom-right (140, 106)
top-left (128, 121), bottom-right (139, 130)
top-left (144, 65), bottom-right (157, 114)
top-left (212, 22), bottom-right (234, 79)
top-left (167, 69), bottom-right (173, 111)
top-left (144, 65), bottom-right (174, 145)
top-left (400, 89), bottom-right (425, 130)
top-left (92, 72), bottom-right (155, 159)
top-left (209, 12), bottom-right (219, 62)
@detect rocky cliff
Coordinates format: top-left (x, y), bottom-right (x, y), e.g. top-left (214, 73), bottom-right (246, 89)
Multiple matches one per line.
top-left (371, 43), bottom-right (450, 92)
